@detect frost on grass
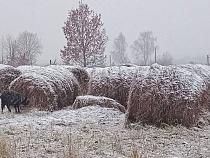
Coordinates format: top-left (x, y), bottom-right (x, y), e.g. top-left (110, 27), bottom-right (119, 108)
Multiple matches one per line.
top-left (0, 106), bottom-right (210, 158)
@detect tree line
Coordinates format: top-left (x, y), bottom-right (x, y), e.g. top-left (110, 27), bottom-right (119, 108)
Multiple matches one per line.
top-left (0, 31), bottom-right (42, 67)
top-left (61, 1), bottom-right (173, 67)
top-left (111, 32), bottom-right (173, 66)
top-left (0, 1), bottom-right (173, 67)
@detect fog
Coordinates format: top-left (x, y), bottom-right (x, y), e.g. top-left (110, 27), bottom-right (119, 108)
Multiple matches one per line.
top-left (0, 0), bottom-right (210, 65)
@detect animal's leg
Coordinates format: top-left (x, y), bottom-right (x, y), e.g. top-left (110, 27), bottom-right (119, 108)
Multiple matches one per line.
top-left (17, 105), bottom-right (20, 113)
top-left (14, 105), bottom-right (18, 113)
top-left (1, 104), bottom-right (5, 114)
top-left (6, 105), bottom-right (11, 112)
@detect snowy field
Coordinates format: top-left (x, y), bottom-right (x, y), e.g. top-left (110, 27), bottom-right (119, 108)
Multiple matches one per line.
top-left (1, 64), bottom-right (210, 157)
top-left (0, 106), bottom-right (210, 158)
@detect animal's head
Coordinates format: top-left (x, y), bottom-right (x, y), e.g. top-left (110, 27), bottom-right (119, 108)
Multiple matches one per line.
top-left (22, 97), bottom-right (30, 106)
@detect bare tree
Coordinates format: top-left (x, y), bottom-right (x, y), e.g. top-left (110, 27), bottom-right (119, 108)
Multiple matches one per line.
top-left (16, 31), bottom-right (43, 65)
top-left (131, 31), bottom-right (156, 65)
top-left (0, 31), bottom-right (42, 66)
top-left (60, 1), bottom-right (108, 67)
top-left (0, 36), bottom-right (5, 64)
top-left (111, 32), bottom-right (129, 65)
top-left (157, 52), bottom-right (173, 66)
top-left (0, 35), bottom-right (18, 66)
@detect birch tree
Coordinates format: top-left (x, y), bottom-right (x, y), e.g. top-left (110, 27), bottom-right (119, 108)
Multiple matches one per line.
top-left (131, 31), bottom-right (156, 65)
top-left (111, 33), bottom-right (129, 65)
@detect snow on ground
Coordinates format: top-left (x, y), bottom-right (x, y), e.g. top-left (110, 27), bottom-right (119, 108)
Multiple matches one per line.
top-left (0, 106), bottom-right (125, 130)
top-left (1, 64), bottom-right (210, 157)
top-left (0, 106), bottom-right (210, 158)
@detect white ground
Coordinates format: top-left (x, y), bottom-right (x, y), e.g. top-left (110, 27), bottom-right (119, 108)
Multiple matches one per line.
top-left (0, 106), bottom-right (210, 158)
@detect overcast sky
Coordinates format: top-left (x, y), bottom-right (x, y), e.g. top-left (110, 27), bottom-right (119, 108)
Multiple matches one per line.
top-left (0, 0), bottom-right (210, 65)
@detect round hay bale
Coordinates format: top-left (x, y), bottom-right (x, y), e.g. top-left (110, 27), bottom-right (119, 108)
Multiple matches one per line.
top-left (72, 95), bottom-right (126, 113)
top-left (0, 64), bottom-right (21, 93)
top-left (126, 64), bottom-right (209, 127)
top-left (9, 73), bottom-right (58, 111)
top-left (48, 65), bottom-right (90, 95)
top-left (87, 66), bottom-right (148, 109)
top-left (10, 66), bottom-right (80, 111)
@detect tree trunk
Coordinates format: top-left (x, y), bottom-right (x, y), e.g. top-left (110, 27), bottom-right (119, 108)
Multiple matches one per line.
top-left (83, 51), bottom-right (86, 67)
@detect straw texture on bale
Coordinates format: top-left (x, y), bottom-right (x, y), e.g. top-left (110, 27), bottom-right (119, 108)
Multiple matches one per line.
top-left (126, 64), bottom-right (210, 127)
top-left (0, 64), bottom-right (21, 93)
top-left (72, 95), bottom-right (126, 113)
top-left (87, 66), bottom-right (148, 109)
top-left (9, 73), bottom-right (58, 111)
top-left (10, 65), bottom-right (88, 111)
top-left (48, 65), bottom-right (90, 95)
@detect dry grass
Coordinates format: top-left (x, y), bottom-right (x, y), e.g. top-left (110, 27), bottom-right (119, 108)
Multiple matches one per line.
top-left (1, 123), bottom-right (210, 158)
top-left (0, 135), bottom-right (14, 158)
top-left (72, 95), bottom-right (126, 113)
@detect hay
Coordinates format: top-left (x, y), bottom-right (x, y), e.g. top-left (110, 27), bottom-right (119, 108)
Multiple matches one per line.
top-left (0, 64), bottom-right (21, 93)
top-left (72, 95), bottom-right (126, 113)
top-left (87, 66), bottom-right (148, 109)
top-left (48, 65), bottom-right (90, 95)
top-left (10, 66), bottom-right (82, 111)
top-left (9, 73), bottom-right (58, 111)
top-left (126, 64), bottom-right (210, 127)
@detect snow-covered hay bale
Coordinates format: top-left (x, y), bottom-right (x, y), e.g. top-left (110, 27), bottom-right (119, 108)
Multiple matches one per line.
top-left (67, 67), bottom-right (90, 95)
top-left (48, 65), bottom-right (90, 95)
top-left (9, 66), bottom-right (80, 111)
top-left (126, 64), bottom-right (210, 127)
top-left (87, 66), bottom-right (148, 108)
top-left (72, 95), bottom-right (126, 113)
top-left (9, 73), bottom-right (58, 111)
top-left (18, 65), bottom-right (90, 96)
top-left (0, 64), bottom-right (21, 92)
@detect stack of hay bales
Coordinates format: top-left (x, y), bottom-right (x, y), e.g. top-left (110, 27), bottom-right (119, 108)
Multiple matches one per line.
top-left (87, 66), bottom-right (148, 109)
top-left (0, 64), bottom-right (21, 93)
top-left (126, 64), bottom-right (210, 127)
top-left (72, 95), bottom-right (126, 113)
top-left (9, 65), bottom-right (90, 111)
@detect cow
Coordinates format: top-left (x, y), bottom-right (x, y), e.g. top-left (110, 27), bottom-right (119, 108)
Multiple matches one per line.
top-left (0, 90), bottom-right (29, 113)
